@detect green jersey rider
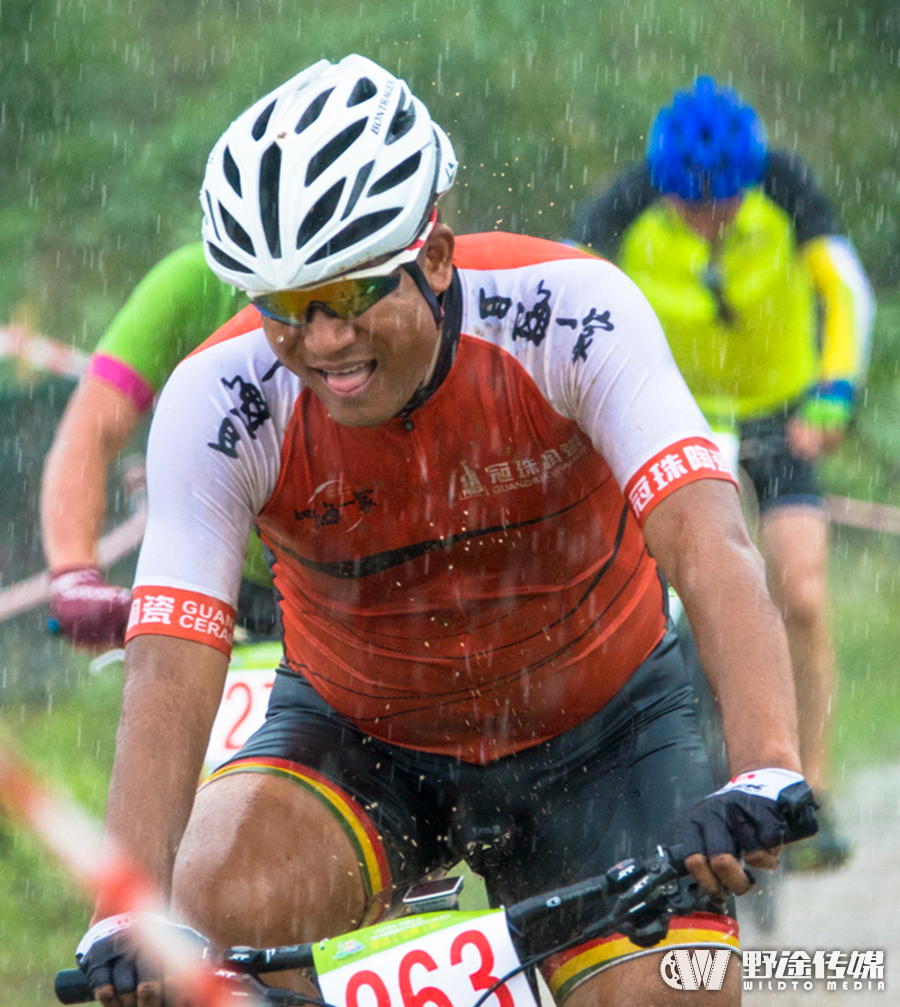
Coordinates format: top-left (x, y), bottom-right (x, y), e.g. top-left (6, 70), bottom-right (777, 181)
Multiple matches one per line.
top-left (41, 243), bottom-right (276, 647)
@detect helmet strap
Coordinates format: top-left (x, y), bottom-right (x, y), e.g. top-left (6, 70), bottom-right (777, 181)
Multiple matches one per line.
top-left (394, 266), bottom-right (460, 420)
top-left (402, 261), bottom-right (445, 328)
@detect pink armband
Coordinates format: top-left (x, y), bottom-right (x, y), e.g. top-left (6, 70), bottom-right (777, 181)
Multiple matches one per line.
top-left (85, 354), bottom-right (156, 413)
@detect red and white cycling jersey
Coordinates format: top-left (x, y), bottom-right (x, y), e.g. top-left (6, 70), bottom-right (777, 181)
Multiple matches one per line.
top-left (128, 233), bottom-right (733, 762)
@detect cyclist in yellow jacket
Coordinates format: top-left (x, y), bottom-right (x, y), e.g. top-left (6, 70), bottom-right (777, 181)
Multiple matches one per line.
top-left (573, 77), bottom-right (874, 869)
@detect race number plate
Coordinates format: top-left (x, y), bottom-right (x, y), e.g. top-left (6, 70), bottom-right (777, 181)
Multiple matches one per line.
top-left (203, 641), bottom-right (282, 774)
top-left (313, 909), bottom-right (538, 1007)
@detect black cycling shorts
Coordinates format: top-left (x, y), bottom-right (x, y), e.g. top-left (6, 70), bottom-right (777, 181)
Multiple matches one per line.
top-left (212, 635), bottom-right (732, 920)
top-left (235, 577), bottom-right (280, 640)
top-left (208, 634), bottom-right (739, 993)
top-left (739, 411), bottom-right (823, 513)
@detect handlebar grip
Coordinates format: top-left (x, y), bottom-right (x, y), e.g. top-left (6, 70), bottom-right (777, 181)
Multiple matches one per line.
top-left (778, 781), bottom-right (819, 842)
top-left (666, 843), bottom-right (689, 873)
top-left (54, 969), bottom-right (92, 1004)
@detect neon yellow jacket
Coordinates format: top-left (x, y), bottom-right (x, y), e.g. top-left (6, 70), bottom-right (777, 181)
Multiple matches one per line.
top-left (574, 154), bottom-right (873, 424)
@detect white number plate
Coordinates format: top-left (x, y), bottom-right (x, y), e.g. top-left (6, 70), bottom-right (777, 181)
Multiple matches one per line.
top-left (314, 909), bottom-right (538, 1007)
top-left (204, 667), bottom-right (275, 774)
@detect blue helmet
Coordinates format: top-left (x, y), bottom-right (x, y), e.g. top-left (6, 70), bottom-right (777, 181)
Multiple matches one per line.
top-left (646, 77), bottom-right (768, 200)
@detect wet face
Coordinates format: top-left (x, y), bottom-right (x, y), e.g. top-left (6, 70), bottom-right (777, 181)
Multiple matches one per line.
top-left (261, 226), bottom-right (454, 428)
top-left (669, 195), bottom-right (743, 242)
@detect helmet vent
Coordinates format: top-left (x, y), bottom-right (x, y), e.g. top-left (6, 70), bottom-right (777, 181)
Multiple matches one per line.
top-left (341, 160), bottom-right (375, 220)
top-left (386, 92), bottom-right (416, 145)
top-left (223, 146), bottom-right (242, 197)
top-left (204, 190), bottom-right (221, 240)
top-left (306, 209), bottom-right (402, 264)
top-left (220, 204), bottom-right (255, 256)
top-left (207, 241), bottom-right (253, 273)
top-left (347, 77), bottom-right (378, 107)
top-left (296, 178), bottom-right (346, 250)
top-left (252, 100), bottom-right (277, 141)
top-left (305, 118), bottom-right (368, 186)
top-left (368, 152), bottom-right (422, 196)
top-left (259, 143), bottom-right (283, 258)
top-left (295, 87), bottom-right (334, 134)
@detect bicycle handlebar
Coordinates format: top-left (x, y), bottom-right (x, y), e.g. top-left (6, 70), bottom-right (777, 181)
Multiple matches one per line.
top-left (505, 843), bottom-right (694, 957)
top-left (55, 845), bottom-right (698, 1005)
top-left (222, 940), bottom-right (316, 973)
top-left (54, 969), bottom-right (95, 1006)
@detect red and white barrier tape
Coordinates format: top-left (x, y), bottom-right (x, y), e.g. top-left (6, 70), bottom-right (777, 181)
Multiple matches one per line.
top-left (0, 735), bottom-right (247, 1005)
top-left (827, 494), bottom-right (900, 536)
top-left (0, 504), bottom-right (147, 624)
top-left (0, 326), bottom-right (89, 379)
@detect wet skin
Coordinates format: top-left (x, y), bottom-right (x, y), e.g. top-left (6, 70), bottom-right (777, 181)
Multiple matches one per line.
top-left (261, 227), bottom-right (455, 428)
top-left (668, 194), bottom-right (743, 242)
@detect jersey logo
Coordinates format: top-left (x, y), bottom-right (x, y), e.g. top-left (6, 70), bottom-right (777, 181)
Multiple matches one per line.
top-left (459, 463), bottom-right (487, 499)
top-left (294, 485), bottom-right (378, 528)
top-left (555, 307), bottom-right (615, 363)
top-left (492, 277), bottom-right (615, 362)
top-left (624, 437), bottom-right (735, 525)
top-left (512, 279), bottom-right (552, 347)
top-left (208, 373), bottom-right (272, 459)
top-left (457, 434), bottom-right (591, 499)
top-left (478, 287), bottom-right (513, 320)
top-left (126, 586), bottom-right (236, 654)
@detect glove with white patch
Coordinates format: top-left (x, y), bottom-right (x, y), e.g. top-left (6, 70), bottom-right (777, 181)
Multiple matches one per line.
top-left (76, 913), bottom-right (210, 1000)
top-left (686, 768), bottom-right (819, 860)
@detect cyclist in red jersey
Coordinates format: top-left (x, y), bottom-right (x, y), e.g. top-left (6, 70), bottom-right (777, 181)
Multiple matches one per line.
top-left (75, 57), bottom-right (816, 1007)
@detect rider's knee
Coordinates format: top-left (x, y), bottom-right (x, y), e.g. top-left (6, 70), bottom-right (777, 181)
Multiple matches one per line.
top-left (172, 772), bottom-right (367, 947)
top-left (775, 566), bottom-right (827, 630)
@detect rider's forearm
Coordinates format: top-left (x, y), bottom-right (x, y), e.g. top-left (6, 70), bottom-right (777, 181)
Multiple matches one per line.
top-left (643, 481), bottom-right (802, 778)
top-left (679, 533), bottom-right (802, 777)
top-left (41, 378), bottom-right (141, 569)
top-left (97, 636), bottom-right (227, 920)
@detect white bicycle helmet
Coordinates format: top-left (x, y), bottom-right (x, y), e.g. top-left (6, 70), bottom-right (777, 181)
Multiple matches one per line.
top-left (200, 55), bottom-right (457, 294)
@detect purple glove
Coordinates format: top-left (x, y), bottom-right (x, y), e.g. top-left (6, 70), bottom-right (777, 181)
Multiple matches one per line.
top-left (50, 565), bottom-right (132, 648)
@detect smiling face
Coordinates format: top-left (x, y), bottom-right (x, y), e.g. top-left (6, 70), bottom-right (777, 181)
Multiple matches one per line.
top-left (261, 226), bottom-right (455, 427)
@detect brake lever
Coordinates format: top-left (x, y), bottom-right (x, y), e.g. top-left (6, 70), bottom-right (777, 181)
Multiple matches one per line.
top-left (611, 845), bottom-right (702, 948)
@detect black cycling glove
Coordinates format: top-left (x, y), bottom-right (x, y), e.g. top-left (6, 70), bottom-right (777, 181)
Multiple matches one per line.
top-left (76, 913), bottom-right (210, 998)
top-left (686, 768), bottom-right (819, 860)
